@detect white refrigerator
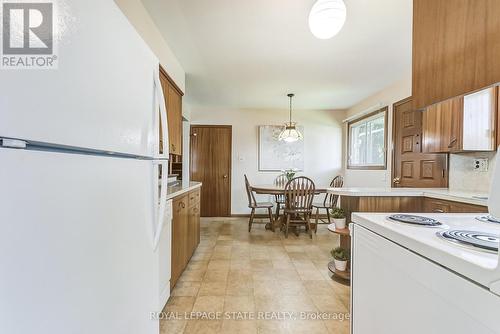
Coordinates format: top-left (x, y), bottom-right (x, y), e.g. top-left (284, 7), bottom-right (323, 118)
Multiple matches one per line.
top-left (0, 1), bottom-right (170, 333)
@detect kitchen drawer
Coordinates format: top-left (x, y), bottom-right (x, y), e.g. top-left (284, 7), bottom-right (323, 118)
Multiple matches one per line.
top-left (423, 198), bottom-right (487, 214)
top-left (188, 188), bottom-right (200, 207)
top-left (424, 199), bottom-right (451, 213)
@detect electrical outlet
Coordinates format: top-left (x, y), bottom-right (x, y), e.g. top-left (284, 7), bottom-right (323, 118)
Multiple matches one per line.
top-left (473, 158), bottom-right (489, 172)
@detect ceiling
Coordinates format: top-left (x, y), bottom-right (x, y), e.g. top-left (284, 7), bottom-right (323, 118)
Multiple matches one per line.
top-left (142, 0), bottom-right (412, 110)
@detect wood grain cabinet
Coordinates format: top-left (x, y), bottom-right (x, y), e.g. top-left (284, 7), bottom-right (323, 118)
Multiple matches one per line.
top-left (159, 67), bottom-right (183, 156)
top-left (171, 193), bottom-right (188, 289)
top-left (170, 188), bottom-right (201, 290)
top-left (412, 0), bottom-right (500, 110)
top-left (423, 88), bottom-right (497, 153)
top-left (423, 198), bottom-right (488, 214)
top-left (422, 97), bottom-right (462, 153)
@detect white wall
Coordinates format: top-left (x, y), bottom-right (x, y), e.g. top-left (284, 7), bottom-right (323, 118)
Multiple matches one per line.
top-left (343, 74), bottom-right (412, 187)
top-left (449, 152), bottom-right (497, 193)
top-left (190, 107), bottom-right (346, 214)
top-left (114, 0), bottom-right (185, 92)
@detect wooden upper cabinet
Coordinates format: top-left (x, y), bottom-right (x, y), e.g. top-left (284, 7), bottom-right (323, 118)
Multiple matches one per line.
top-left (422, 97), bottom-right (462, 153)
top-left (159, 66), bottom-right (183, 156)
top-left (497, 86), bottom-right (500, 148)
top-left (412, 0), bottom-right (500, 110)
top-left (423, 87), bottom-right (497, 153)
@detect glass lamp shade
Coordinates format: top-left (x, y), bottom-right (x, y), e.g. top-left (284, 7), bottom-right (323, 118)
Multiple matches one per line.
top-left (279, 123), bottom-right (304, 142)
top-left (309, 0), bottom-right (347, 39)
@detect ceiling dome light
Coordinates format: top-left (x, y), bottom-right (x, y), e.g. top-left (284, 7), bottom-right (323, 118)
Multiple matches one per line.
top-left (309, 0), bottom-right (347, 39)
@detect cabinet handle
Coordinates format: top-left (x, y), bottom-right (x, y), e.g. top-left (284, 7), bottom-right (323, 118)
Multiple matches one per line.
top-left (393, 177), bottom-right (401, 184)
top-left (433, 209), bottom-right (444, 213)
top-left (448, 138), bottom-right (457, 148)
top-left (223, 175), bottom-right (228, 179)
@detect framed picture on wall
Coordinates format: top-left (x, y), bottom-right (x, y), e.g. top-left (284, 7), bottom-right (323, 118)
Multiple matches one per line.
top-left (258, 125), bottom-right (304, 171)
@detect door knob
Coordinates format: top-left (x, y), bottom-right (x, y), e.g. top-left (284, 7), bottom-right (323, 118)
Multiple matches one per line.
top-left (393, 177), bottom-right (401, 184)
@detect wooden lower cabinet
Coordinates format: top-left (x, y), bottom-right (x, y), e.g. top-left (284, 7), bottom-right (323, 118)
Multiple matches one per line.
top-left (341, 196), bottom-right (487, 224)
top-left (423, 198), bottom-right (488, 214)
top-left (171, 188), bottom-right (201, 290)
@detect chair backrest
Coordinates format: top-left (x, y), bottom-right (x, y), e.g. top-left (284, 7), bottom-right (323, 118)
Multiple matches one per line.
top-left (244, 174), bottom-right (257, 207)
top-left (284, 176), bottom-right (316, 212)
top-left (323, 175), bottom-right (344, 208)
top-left (274, 174), bottom-right (288, 201)
top-left (274, 174), bottom-right (288, 187)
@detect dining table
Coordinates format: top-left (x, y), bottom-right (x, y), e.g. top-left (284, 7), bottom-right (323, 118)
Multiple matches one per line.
top-left (251, 184), bottom-right (329, 230)
top-left (251, 184), bottom-right (329, 195)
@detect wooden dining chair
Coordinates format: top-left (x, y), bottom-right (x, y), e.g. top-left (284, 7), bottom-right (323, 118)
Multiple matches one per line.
top-left (274, 174), bottom-right (288, 220)
top-left (244, 175), bottom-right (274, 232)
top-left (283, 176), bottom-right (316, 238)
top-left (312, 175), bottom-right (344, 228)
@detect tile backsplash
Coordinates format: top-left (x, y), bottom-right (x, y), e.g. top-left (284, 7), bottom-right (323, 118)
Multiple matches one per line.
top-left (449, 152), bottom-right (497, 193)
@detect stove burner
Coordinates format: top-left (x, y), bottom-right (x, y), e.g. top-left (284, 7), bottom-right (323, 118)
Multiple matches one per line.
top-left (475, 215), bottom-right (500, 224)
top-left (437, 230), bottom-right (499, 252)
top-left (388, 214), bottom-right (443, 227)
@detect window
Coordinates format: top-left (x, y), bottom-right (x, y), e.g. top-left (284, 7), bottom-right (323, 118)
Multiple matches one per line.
top-left (347, 107), bottom-right (387, 169)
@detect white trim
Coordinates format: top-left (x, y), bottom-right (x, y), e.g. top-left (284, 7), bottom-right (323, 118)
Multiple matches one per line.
top-left (343, 102), bottom-right (384, 123)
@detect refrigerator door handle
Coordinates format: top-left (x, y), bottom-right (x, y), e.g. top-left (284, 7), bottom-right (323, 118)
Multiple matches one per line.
top-left (153, 70), bottom-right (169, 160)
top-left (152, 160), bottom-right (169, 250)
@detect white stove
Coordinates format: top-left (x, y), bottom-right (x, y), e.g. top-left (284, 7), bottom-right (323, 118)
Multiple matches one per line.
top-left (350, 150), bottom-right (500, 334)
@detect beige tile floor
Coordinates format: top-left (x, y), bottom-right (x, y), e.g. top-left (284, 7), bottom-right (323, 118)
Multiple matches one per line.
top-left (160, 217), bottom-right (350, 334)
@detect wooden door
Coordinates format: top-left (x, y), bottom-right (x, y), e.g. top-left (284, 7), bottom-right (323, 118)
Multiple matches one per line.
top-left (393, 98), bottom-right (448, 188)
top-left (190, 126), bottom-right (232, 217)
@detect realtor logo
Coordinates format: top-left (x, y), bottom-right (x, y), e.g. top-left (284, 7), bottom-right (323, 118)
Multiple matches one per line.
top-left (1, 1), bottom-right (58, 69)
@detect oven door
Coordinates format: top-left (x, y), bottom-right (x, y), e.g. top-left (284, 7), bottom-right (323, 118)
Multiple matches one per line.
top-left (351, 224), bottom-right (500, 334)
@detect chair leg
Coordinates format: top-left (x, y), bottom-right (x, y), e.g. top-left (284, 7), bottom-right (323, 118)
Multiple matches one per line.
top-left (326, 208), bottom-right (332, 224)
top-left (306, 214), bottom-right (313, 239)
top-left (315, 207), bottom-right (319, 225)
top-left (268, 207), bottom-right (275, 232)
top-left (248, 208), bottom-right (255, 232)
top-left (285, 214), bottom-right (290, 238)
top-left (275, 203), bottom-right (280, 221)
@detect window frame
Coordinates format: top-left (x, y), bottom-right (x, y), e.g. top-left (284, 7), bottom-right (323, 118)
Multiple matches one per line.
top-left (347, 107), bottom-right (388, 170)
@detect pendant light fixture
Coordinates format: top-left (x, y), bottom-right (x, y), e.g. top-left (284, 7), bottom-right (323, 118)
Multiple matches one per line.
top-left (309, 0), bottom-right (347, 39)
top-left (279, 93), bottom-right (303, 142)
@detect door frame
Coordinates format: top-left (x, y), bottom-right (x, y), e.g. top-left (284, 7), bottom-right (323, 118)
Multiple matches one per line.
top-left (189, 124), bottom-right (232, 216)
top-left (391, 97), bottom-right (412, 188)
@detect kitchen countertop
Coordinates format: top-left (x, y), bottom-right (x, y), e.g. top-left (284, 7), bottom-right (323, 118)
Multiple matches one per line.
top-left (327, 187), bottom-right (489, 206)
top-left (166, 181), bottom-right (202, 200)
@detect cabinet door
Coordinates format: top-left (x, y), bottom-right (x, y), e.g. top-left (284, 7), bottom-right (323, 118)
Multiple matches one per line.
top-left (412, 0), bottom-right (500, 110)
top-left (187, 204), bottom-right (200, 259)
top-left (167, 85), bottom-right (183, 155)
top-left (462, 88), bottom-right (496, 151)
top-left (171, 194), bottom-right (188, 289)
top-left (422, 97), bottom-right (462, 153)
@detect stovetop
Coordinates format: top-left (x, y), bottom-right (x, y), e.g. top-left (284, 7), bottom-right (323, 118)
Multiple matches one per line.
top-left (352, 213), bottom-right (500, 290)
